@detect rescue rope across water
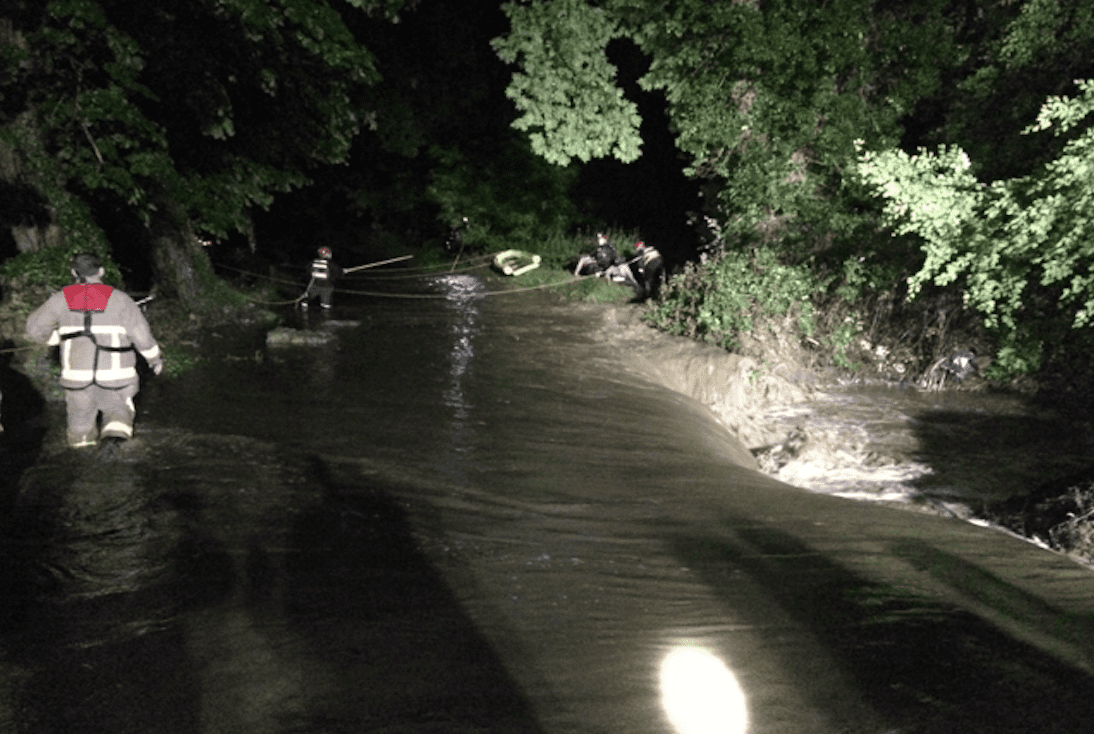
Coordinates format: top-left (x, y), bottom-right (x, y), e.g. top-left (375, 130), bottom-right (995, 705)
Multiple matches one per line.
top-left (330, 274), bottom-right (597, 299)
top-left (344, 260), bottom-right (491, 280)
top-left (212, 254), bottom-right (599, 300)
top-left (212, 257), bottom-right (490, 285)
top-left (330, 275), bottom-right (599, 297)
top-left (1, 255), bottom-right (593, 351)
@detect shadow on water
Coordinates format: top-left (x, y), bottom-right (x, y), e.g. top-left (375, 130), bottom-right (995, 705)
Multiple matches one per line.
top-left (0, 352), bottom-right (48, 513)
top-left (0, 353), bottom-right (49, 641)
top-left (672, 521), bottom-right (1094, 734)
top-left (0, 432), bottom-right (543, 733)
top-left (0, 450), bottom-right (213, 734)
top-left (281, 456), bottom-right (544, 733)
top-left (906, 405), bottom-right (1094, 505)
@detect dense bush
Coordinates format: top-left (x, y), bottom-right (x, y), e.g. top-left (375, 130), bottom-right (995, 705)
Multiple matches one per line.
top-left (427, 140), bottom-right (579, 255)
top-left (644, 246), bottom-right (818, 352)
top-left (858, 79), bottom-right (1094, 378)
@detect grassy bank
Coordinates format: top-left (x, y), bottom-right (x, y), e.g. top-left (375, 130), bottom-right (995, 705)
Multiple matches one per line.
top-left (467, 227), bottom-right (643, 306)
top-left (487, 263), bottom-right (637, 305)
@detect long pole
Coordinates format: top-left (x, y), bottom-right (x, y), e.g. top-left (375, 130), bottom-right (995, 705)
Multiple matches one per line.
top-left (343, 254), bottom-right (415, 274)
top-left (450, 239), bottom-right (467, 272)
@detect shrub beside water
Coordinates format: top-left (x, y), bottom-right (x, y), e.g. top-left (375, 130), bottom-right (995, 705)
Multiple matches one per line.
top-left (644, 247), bottom-right (819, 353)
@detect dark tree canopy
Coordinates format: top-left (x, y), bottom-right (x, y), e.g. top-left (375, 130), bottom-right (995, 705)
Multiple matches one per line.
top-left (495, 0), bottom-right (1094, 378)
top-left (494, 0), bottom-right (955, 251)
top-left (1, 0), bottom-right (414, 297)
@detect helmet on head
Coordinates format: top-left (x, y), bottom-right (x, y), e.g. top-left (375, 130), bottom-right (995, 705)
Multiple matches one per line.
top-left (318, 247), bottom-right (332, 259)
top-left (596, 233), bottom-right (608, 246)
top-left (635, 241), bottom-right (646, 249)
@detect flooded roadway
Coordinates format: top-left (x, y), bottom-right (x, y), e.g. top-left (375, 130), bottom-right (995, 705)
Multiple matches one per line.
top-left (3, 274), bottom-right (1094, 733)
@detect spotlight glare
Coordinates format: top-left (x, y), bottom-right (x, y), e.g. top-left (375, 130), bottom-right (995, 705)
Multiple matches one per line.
top-left (660, 646), bottom-right (749, 734)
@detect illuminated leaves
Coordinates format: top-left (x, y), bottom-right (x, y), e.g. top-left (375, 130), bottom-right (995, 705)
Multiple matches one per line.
top-left (858, 80), bottom-right (1094, 373)
top-left (493, 0), bottom-right (642, 165)
top-left (494, 0), bottom-right (952, 254)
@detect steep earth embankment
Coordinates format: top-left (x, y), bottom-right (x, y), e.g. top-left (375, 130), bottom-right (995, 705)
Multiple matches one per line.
top-left (589, 302), bottom-right (1094, 568)
top-left (591, 303), bottom-right (815, 451)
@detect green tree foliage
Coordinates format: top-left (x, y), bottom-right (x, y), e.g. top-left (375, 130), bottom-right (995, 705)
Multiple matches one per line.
top-left (494, 0), bottom-right (953, 251)
top-left (645, 245), bottom-right (818, 351)
top-left (304, 1), bottom-right (580, 253)
top-left (939, 0), bottom-right (1094, 181)
top-left (428, 140), bottom-right (578, 252)
top-left (493, 0), bottom-right (642, 166)
top-left (1, 0), bottom-right (409, 293)
top-left (858, 79), bottom-right (1094, 376)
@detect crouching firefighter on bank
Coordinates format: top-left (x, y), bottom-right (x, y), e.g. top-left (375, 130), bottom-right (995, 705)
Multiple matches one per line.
top-left (25, 253), bottom-right (165, 448)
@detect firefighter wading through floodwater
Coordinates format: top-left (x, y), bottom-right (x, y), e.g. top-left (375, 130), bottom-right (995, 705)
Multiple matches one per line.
top-left (300, 247), bottom-right (343, 310)
top-left (23, 252), bottom-right (164, 448)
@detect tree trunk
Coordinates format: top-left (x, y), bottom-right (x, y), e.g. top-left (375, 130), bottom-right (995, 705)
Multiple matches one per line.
top-left (148, 197), bottom-right (216, 312)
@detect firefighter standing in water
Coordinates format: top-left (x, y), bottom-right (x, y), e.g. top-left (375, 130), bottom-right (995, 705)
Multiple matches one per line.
top-left (301, 247), bottom-right (342, 310)
top-left (25, 252), bottom-right (164, 448)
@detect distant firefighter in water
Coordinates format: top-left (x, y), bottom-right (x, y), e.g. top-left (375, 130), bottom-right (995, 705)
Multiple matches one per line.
top-left (24, 252), bottom-right (164, 448)
top-left (301, 247), bottom-right (343, 310)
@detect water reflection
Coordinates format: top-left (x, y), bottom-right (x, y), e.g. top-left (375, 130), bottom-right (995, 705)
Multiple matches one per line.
top-left (433, 274), bottom-right (485, 481)
top-left (12, 455), bottom-right (186, 646)
top-left (8, 282), bottom-right (1094, 733)
top-left (660, 645), bottom-right (749, 734)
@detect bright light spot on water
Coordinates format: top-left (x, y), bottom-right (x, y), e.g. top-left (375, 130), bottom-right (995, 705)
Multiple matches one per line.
top-left (660, 646), bottom-right (748, 734)
top-left (435, 273), bottom-right (484, 307)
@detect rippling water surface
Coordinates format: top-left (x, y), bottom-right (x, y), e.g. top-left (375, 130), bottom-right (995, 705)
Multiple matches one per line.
top-left (3, 274), bottom-right (1094, 734)
top-left (757, 381), bottom-right (1094, 514)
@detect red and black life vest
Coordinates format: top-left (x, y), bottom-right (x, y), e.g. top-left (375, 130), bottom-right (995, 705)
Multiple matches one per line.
top-left (61, 284), bottom-right (134, 389)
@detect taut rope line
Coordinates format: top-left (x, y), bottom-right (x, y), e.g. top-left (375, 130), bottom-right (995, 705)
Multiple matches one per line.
top-left (211, 253), bottom-right (597, 300)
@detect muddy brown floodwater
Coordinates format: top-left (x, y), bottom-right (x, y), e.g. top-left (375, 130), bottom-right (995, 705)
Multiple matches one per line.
top-left (3, 273), bottom-right (1094, 734)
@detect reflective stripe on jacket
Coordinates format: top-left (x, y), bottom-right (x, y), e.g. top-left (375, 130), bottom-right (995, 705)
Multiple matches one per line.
top-left (638, 247), bottom-right (662, 269)
top-left (26, 285), bottom-right (161, 389)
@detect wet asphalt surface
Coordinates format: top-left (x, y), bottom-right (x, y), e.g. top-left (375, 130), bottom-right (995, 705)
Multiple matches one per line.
top-left (2, 275), bottom-right (1094, 733)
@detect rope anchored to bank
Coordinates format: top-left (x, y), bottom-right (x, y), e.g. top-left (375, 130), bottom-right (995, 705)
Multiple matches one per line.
top-left (329, 274), bottom-right (595, 299)
top-left (1, 254), bottom-right (595, 352)
top-left (0, 343), bottom-right (40, 355)
top-left (212, 252), bottom-right (598, 302)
